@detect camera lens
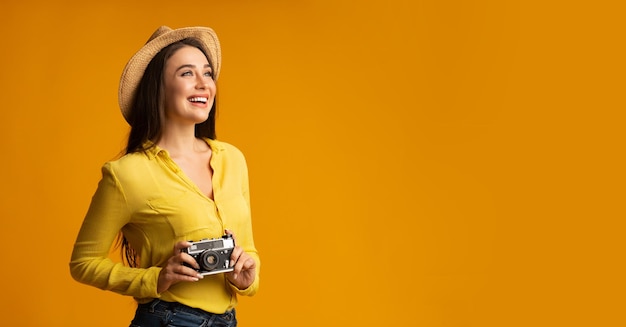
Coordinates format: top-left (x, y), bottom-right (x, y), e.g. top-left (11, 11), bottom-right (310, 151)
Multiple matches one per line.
top-left (199, 250), bottom-right (220, 271)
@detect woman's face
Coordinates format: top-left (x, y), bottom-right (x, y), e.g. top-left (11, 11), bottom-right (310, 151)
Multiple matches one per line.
top-left (162, 45), bottom-right (216, 126)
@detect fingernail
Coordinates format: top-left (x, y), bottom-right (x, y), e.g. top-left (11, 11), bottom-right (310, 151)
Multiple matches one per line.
top-left (197, 274), bottom-right (204, 279)
top-left (233, 274), bottom-right (238, 280)
top-left (192, 277), bottom-right (199, 282)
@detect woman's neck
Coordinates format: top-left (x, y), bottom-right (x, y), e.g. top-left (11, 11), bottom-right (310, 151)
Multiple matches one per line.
top-left (157, 126), bottom-right (207, 157)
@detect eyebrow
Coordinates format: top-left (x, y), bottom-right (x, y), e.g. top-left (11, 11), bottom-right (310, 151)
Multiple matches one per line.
top-left (175, 64), bottom-right (212, 71)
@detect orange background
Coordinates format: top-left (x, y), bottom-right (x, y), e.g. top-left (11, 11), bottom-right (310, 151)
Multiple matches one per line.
top-left (1, 0), bottom-right (624, 326)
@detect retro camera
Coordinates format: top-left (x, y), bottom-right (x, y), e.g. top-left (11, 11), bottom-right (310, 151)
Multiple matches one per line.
top-left (183, 235), bottom-right (235, 276)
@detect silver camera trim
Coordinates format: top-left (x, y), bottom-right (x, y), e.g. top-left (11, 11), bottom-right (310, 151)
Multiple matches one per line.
top-left (185, 236), bottom-right (235, 276)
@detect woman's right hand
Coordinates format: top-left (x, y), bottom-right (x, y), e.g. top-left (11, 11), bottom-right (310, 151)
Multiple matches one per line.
top-left (157, 241), bottom-right (204, 293)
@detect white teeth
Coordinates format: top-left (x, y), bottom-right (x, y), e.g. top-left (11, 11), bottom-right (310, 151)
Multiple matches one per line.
top-left (189, 97), bottom-right (208, 103)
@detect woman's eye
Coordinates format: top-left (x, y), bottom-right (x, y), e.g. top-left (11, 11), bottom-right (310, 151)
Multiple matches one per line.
top-left (181, 71), bottom-right (192, 76)
top-left (204, 71), bottom-right (213, 77)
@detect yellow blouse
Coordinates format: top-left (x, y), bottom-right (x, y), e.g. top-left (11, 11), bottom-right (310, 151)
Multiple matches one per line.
top-left (70, 138), bottom-right (259, 314)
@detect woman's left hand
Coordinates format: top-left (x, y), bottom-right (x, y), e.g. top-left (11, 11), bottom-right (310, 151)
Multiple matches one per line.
top-left (224, 230), bottom-right (256, 290)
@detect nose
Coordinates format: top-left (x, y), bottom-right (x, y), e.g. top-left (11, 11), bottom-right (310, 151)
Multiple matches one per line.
top-left (195, 75), bottom-right (211, 89)
top-left (195, 78), bottom-right (206, 89)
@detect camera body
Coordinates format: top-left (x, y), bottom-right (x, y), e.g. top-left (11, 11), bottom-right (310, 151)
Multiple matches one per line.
top-left (183, 234), bottom-right (235, 276)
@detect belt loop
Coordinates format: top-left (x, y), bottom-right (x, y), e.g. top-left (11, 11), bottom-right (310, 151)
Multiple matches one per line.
top-left (148, 299), bottom-right (160, 313)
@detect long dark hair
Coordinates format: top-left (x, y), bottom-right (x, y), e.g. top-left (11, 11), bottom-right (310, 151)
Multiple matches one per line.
top-left (119, 37), bottom-right (218, 267)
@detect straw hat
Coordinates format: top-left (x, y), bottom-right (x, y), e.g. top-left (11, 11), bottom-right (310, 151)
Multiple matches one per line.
top-left (118, 26), bottom-right (221, 123)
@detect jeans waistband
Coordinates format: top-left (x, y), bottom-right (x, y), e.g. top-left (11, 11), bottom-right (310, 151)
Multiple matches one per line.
top-left (142, 299), bottom-right (235, 321)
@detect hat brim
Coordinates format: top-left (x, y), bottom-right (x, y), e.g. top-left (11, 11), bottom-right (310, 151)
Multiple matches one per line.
top-left (118, 26), bottom-right (221, 123)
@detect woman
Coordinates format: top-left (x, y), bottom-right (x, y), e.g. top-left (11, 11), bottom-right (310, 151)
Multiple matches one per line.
top-left (70, 26), bottom-right (259, 327)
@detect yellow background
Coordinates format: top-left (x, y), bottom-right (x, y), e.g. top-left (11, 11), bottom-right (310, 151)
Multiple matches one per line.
top-left (1, 0), bottom-right (624, 326)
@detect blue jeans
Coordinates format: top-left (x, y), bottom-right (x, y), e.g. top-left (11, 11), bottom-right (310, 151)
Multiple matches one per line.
top-left (130, 299), bottom-right (237, 327)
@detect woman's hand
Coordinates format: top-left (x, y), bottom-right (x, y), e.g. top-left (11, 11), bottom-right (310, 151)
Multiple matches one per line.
top-left (157, 241), bottom-right (204, 294)
top-left (224, 230), bottom-right (257, 290)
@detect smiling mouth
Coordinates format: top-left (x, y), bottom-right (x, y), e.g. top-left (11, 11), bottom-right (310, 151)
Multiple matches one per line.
top-left (188, 97), bottom-right (208, 104)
